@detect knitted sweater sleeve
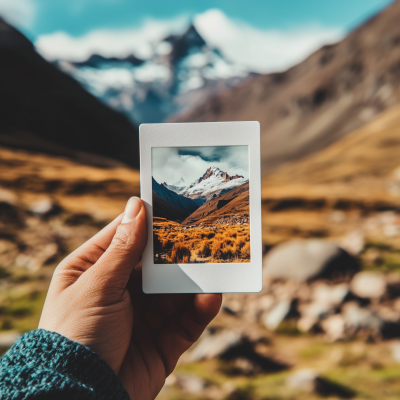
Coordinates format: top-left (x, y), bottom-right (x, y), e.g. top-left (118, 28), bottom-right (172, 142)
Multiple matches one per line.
top-left (0, 329), bottom-right (130, 400)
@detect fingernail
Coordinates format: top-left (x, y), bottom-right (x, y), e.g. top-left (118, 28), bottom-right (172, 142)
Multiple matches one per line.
top-left (122, 197), bottom-right (141, 223)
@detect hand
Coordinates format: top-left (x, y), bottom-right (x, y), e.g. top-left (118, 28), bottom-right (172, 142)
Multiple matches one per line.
top-left (39, 197), bottom-right (222, 400)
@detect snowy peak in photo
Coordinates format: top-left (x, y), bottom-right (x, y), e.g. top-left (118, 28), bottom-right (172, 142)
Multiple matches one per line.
top-left (198, 166), bottom-right (244, 183)
top-left (52, 23), bottom-right (253, 124)
top-left (173, 177), bottom-right (185, 186)
top-left (163, 166), bottom-right (248, 202)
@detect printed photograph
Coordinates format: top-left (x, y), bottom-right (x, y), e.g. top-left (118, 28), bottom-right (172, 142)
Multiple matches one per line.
top-left (152, 146), bottom-right (250, 264)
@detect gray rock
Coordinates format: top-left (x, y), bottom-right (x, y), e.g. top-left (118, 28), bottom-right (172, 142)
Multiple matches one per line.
top-left (392, 342), bottom-right (400, 363)
top-left (188, 330), bottom-right (241, 361)
top-left (351, 271), bottom-right (386, 299)
top-left (29, 198), bottom-right (57, 216)
top-left (264, 240), bottom-right (359, 282)
top-left (321, 315), bottom-right (346, 341)
top-left (177, 374), bottom-right (207, 394)
top-left (342, 302), bottom-right (383, 331)
top-left (287, 369), bottom-right (355, 398)
top-left (262, 301), bottom-right (291, 330)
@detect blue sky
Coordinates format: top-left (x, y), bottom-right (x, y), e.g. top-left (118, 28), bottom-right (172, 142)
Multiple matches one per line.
top-left (0, 0), bottom-right (395, 72)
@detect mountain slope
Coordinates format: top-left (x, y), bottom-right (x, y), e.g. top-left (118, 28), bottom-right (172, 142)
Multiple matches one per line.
top-left (152, 192), bottom-right (192, 222)
top-left (259, 102), bottom-right (400, 245)
top-left (0, 18), bottom-right (139, 168)
top-left (262, 102), bottom-right (400, 205)
top-left (178, 167), bottom-right (248, 202)
top-left (183, 182), bottom-right (249, 226)
top-left (152, 178), bottom-right (199, 220)
top-left (172, 0), bottom-right (400, 175)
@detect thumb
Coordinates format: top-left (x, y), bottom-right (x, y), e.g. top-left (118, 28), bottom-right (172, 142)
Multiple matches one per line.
top-left (85, 197), bottom-right (147, 295)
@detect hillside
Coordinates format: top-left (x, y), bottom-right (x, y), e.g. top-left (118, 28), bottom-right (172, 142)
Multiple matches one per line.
top-left (183, 182), bottom-right (249, 226)
top-left (0, 18), bottom-right (139, 168)
top-left (153, 192), bottom-right (195, 222)
top-left (260, 103), bottom-right (400, 244)
top-left (152, 178), bottom-right (199, 221)
top-left (172, 0), bottom-right (400, 175)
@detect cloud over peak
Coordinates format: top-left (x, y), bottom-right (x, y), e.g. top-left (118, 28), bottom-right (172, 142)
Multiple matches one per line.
top-left (35, 8), bottom-right (344, 73)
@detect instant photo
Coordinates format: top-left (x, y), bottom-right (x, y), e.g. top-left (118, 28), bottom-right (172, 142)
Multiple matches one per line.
top-left (140, 121), bottom-right (262, 293)
top-left (152, 146), bottom-right (250, 264)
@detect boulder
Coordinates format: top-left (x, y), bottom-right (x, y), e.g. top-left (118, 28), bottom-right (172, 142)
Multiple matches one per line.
top-left (28, 198), bottom-right (60, 217)
top-left (264, 240), bottom-right (359, 282)
top-left (351, 271), bottom-right (386, 299)
top-left (262, 301), bottom-right (291, 330)
top-left (287, 369), bottom-right (355, 398)
top-left (188, 330), bottom-right (241, 361)
top-left (321, 315), bottom-right (346, 341)
top-left (176, 374), bottom-right (207, 394)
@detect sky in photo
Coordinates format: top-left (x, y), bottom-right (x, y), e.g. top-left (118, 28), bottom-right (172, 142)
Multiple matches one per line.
top-left (152, 146), bottom-right (249, 186)
top-left (0, 0), bottom-right (394, 73)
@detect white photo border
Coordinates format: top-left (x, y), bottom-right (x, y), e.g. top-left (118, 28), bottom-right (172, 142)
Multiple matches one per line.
top-left (140, 121), bottom-right (262, 293)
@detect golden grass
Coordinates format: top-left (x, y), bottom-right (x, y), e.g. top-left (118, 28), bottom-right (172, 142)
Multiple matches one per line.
top-left (153, 220), bottom-right (250, 264)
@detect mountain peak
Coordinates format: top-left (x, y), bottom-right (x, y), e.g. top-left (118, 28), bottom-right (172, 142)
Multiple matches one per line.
top-left (168, 24), bottom-right (207, 64)
top-left (173, 177), bottom-right (185, 186)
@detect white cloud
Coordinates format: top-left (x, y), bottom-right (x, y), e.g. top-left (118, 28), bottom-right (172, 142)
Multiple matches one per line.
top-left (194, 9), bottom-right (344, 73)
top-left (35, 8), bottom-right (344, 72)
top-left (35, 15), bottom-right (189, 62)
top-left (0, 0), bottom-right (35, 28)
top-left (152, 146), bottom-right (249, 185)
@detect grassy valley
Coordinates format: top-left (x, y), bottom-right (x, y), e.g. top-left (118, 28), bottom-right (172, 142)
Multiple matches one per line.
top-left (153, 183), bottom-right (250, 264)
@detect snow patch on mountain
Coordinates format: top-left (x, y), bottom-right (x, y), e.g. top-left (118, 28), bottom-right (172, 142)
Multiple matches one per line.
top-left (166, 166), bottom-right (248, 202)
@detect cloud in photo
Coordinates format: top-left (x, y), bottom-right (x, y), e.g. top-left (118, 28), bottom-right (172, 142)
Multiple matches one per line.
top-left (152, 146), bottom-right (249, 185)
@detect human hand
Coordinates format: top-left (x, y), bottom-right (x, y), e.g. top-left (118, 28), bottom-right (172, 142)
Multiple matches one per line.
top-left (39, 197), bottom-right (222, 400)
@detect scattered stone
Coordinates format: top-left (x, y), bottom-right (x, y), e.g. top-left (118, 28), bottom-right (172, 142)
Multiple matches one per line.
top-left (287, 369), bottom-right (318, 391)
top-left (29, 198), bottom-right (59, 216)
top-left (219, 337), bottom-right (288, 375)
top-left (391, 341), bottom-right (400, 363)
top-left (351, 271), bottom-right (386, 299)
top-left (262, 301), bottom-right (291, 330)
top-left (264, 240), bottom-right (359, 281)
top-left (188, 330), bottom-right (241, 361)
top-left (340, 230), bottom-right (364, 255)
top-left (342, 302), bottom-right (383, 333)
top-left (177, 374), bottom-right (207, 394)
top-left (321, 315), bottom-right (346, 341)
top-left (287, 369), bottom-right (355, 398)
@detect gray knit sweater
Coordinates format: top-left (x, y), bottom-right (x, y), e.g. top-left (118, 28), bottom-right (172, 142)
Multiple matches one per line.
top-left (0, 329), bottom-right (130, 399)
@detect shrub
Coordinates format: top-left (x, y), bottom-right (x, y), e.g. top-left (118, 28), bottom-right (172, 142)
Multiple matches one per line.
top-left (170, 243), bottom-right (191, 264)
top-left (197, 241), bottom-right (212, 257)
top-left (241, 242), bottom-right (251, 259)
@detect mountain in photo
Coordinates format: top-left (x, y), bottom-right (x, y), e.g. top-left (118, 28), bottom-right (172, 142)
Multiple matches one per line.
top-left (163, 177), bottom-right (187, 195)
top-left (152, 178), bottom-right (199, 221)
top-left (0, 18), bottom-right (139, 168)
top-left (183, 182), bottom-right (249, 226)
top-left (171, 1), bottom-right (400, 175)
top-left (166, 166), bottom-right (248, 203)
top-left (54, 24), bottom-right (254, 124)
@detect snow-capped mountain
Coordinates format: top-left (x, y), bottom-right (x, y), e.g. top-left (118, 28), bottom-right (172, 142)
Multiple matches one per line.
top-left (163, 177), bottom-right (186, 194)
top-left (166, 167), bottom-right (248, 203)
top-left (53, 24), bottom-right (253, 124)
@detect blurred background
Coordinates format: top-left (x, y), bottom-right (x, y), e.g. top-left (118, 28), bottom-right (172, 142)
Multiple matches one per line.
top-left (1, 0), bottom-right (400, 398)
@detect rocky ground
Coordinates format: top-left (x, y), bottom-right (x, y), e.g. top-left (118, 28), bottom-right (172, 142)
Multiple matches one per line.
top-left (1, 142), bottom-right (400, 399)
